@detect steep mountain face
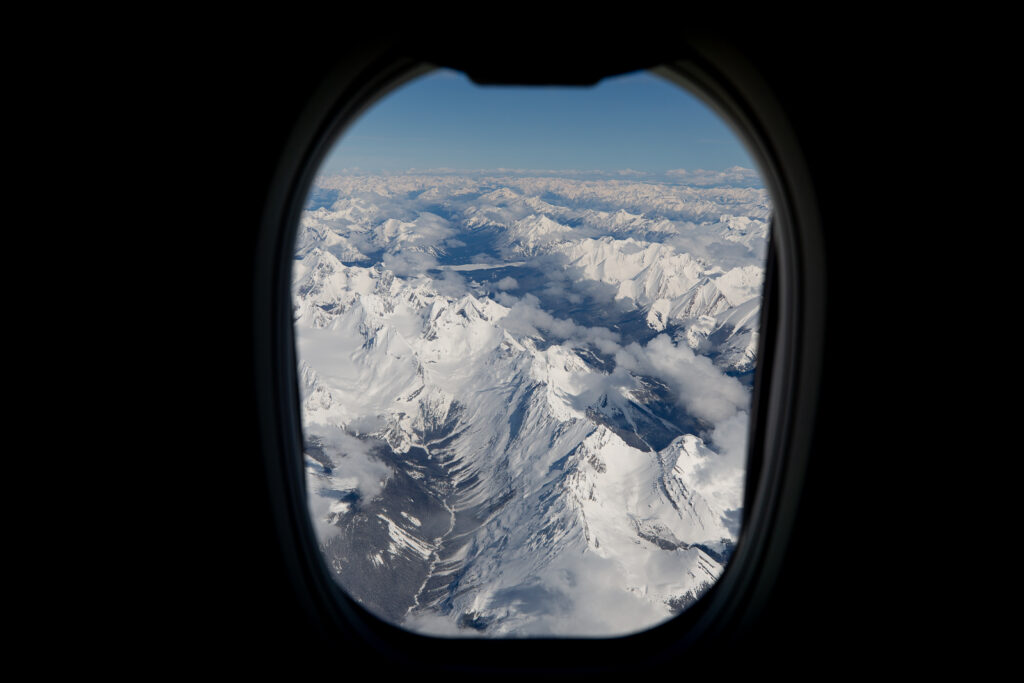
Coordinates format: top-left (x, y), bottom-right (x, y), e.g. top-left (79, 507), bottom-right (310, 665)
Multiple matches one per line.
top-left (294, 173), bottom-right (767, 636)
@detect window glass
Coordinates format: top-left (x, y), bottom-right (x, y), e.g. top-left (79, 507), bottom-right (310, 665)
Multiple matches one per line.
top-left (294, 69), bottom-right (770, 637)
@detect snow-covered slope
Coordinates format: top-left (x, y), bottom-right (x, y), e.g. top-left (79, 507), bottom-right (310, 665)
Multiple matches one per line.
top-left (295, 173), bottom-right (767, 636)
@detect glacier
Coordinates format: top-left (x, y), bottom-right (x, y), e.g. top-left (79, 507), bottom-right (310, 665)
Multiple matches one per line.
top-left (294, 173), bottom-right (769, 636)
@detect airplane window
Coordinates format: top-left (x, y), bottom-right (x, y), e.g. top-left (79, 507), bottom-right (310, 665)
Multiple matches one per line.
top-left (292, 68), bottom-right (771, 637)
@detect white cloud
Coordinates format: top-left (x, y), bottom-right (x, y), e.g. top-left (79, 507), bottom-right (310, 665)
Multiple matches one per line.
top-left (704, 410), bottom-right (749, 510)
top-left (499, 293), bottom-right (621, 351)
top-left (665, 166), bottom-right (763, 187)
top-left (433, 269), bottom-right (469, 297)
top-left (322, 429), bottom-right (392, 501)
top-left (493, 552), bottom-right (673, 637)
top-left (617, 334), bottom-right (748, 426)
top-left (305, 428), bottom-right (394, 543)
top-left (382, 248), bottom-right (438, 276)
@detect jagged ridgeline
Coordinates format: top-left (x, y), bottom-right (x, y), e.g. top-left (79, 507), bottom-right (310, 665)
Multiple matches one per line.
top-left (295, 174), bottom-right (767, 637)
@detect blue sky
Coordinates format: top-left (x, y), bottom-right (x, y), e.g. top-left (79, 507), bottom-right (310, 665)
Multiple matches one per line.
top-left (319, 69), bottom-right (756, 176)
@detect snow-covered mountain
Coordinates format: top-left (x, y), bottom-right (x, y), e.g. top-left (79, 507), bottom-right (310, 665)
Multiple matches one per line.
top-left (295, 173), bottom-right (768, 636)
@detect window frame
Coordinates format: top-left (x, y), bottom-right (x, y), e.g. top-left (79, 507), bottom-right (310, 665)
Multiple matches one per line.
top-left (252, 37), bottom-right (825, 673)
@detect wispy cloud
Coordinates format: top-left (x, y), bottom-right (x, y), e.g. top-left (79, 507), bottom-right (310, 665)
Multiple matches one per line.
top-left (665, 166), bottom-right (762, 186)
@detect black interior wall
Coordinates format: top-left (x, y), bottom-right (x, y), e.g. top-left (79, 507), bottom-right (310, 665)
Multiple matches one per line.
top-left (168, 16), bottom-right (940, 676)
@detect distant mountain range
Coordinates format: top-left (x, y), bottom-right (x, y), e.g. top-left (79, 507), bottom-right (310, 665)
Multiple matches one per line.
top-left (295, 174), bottom-right (768, 636)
